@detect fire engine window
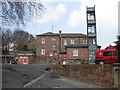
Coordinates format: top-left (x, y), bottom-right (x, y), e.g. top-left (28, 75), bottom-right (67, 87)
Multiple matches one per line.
top-left (113, 51), bottom-right (117, 56)
top-left (103, 51), bottom-right (112, 56)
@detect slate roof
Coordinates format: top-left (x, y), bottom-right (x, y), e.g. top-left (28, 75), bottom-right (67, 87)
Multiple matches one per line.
top-left (0, 54), bottom-right (33, 57)
top-left (65, 44), bottom-right (101, 48)
top-left (37, 32), bottom-right (59, 36)
top-left (37, 32), bottom-right (87, 37)
top-left (61, 33), bottom-right (87, 37)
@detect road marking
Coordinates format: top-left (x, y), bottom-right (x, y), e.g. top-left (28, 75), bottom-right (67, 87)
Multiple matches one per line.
top-left (24, 74), bottom-right (46, 88)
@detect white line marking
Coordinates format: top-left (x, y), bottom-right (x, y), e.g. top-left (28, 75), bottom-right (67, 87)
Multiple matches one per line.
top-left (24, 74), bottom-right (46, 88)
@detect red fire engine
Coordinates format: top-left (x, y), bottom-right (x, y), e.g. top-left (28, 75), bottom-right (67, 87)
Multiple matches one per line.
top-left (95, 46), bottom-right (118, 64)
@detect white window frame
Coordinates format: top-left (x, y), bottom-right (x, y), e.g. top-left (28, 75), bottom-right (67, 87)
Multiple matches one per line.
top-left (52, 41), bottom-right (56, 47)
top-left (64, 39), bottom-right (67, 45)
top-left (50, 52), bottom-right (53, 56)
top-left (41, 49), bottom-right (45, 55)
top-left (52, 38), bottom-right (56, 41)
top-left (83, 39), bottom-right (87, 44)
top-left (73, 50), bottom-right (78, 56)
top-left (71, 39), bottom-right (74, 44)
top-left (42, 38), bottom-right (45, 44)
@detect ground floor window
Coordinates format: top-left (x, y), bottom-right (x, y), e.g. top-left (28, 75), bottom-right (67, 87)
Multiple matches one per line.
top-left (73, 50), bottom-right (78, 56)
top-left (54, 52), bottom-right (57, 58)
top-left (50, 52), bottom-right (53, 56)
top-left (41, 49), bottom-right (45, 55)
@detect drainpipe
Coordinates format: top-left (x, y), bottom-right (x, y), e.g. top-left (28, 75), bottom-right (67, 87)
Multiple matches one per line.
top-left (59, 30), bottom-right (62, 53)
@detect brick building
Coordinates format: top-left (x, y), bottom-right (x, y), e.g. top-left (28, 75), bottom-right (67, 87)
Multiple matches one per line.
top-left (65, 44), bottom-right (101, 60)
top-left (36, 30), bottom-right (96, 59)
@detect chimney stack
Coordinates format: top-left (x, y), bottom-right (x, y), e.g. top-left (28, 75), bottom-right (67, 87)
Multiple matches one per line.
top-left (59, 30), bottom-right (62, 34)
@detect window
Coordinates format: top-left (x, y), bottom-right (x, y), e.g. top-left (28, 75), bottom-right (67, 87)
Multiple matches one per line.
top-left (71, 39), bottom-right (74, 44)
top-left (113, 51), bottom-right (117, 56)
top-left (54, 52), bottom-right (57, 56)
top-left (41, 49), bottom-right (45, 55)
top-left (52, 41), bottom-right (56, 47)
top-left (50, 52), bottom-right (53, 56)
top-left (73, 50), bottom-right (78, 56)
top-left (103, 51), bottom-right (112, 56)
top-left (52, 38), bottom-right (56, 41)
top-left (54, 52), bottom-right (57, 58)
top-left (42, 38), bottom-right (45, 44)
top-left (83, 39), bottom-right (87, 44)
top-left (64, 39), bottom-right (67, 45)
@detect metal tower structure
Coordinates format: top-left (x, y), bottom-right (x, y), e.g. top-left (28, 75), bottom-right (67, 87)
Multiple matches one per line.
top-left (86, 6), bottom-right (97, 64)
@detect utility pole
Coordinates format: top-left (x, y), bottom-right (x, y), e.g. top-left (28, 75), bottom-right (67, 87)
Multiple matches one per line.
top-left (86, 6), bottom-right (97, 64)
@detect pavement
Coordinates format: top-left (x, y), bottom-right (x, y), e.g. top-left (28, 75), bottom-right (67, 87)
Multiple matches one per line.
top-left (2, 64), bottom-right (101, 88)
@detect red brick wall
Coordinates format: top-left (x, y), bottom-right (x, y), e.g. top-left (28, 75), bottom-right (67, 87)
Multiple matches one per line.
top-left (66, 47), bottom-right (100, 60)
top-left (66, 48), bottom-right (88, 60)
top-left (50, 64), bottom-right (113, 88)
top-left (36, 35), bottom-right (60, 58)
top-left (61, 37), bottom-right (88, 51)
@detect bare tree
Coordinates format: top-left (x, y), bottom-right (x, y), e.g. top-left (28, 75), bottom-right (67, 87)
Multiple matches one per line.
top-left (2, 29), bottom-right (12, 54)
top-left (1, 0), bottom-right (44, 27)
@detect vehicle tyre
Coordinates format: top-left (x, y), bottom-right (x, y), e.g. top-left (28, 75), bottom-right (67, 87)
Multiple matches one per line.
top-left (99, 61), bottom-right (105, 64)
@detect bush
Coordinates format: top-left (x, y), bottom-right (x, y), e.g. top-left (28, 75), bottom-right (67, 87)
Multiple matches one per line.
top-left (115, 36), bottom-right (120, 63)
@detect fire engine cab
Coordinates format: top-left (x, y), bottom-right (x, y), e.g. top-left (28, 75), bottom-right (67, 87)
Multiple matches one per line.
top-left (95, 46), bottom-right (118, 64)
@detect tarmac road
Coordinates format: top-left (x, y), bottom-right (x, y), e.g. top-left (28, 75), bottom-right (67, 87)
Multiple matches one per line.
top-left (2, 64), bottom-right (101, 88)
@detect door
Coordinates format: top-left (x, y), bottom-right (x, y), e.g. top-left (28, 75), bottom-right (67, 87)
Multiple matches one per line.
top-left (103, 51), bottom-right (113, 63)
top-left (54, 52), bottom-right (57, 58)
top-left (113, 51), bottom-right (118, 63)
top-left (23, 57), bottom-right (28, 64)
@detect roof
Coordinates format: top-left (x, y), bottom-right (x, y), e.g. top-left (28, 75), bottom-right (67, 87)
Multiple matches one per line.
top-left (28, 47), bottom-right (36, 53)
top-left (105, 46), bottom-right (116, 49)
top-left (37, 32), bottom-right (59, 36)
top-left (65, 44), bottom-right (101, 48)
top-left (0, 54), bottom-right (33, 57)
top-left (61, 33), bottom-right (87, 37)
top-left (37, 32), bottom-right (87, 37)
top-left (59, 50), bottom-right (66, 54)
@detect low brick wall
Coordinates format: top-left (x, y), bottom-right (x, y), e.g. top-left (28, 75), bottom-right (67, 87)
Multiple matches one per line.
top-left (50, 64), bottom-right (113, 88)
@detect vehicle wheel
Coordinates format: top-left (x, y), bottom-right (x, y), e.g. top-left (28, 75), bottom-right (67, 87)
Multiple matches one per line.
top-left (99, 61), bottom-right (105, 64)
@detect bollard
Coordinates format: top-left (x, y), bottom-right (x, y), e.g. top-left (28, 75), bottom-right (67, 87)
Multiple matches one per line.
top-left (113, 63), bottom-right (120, 88)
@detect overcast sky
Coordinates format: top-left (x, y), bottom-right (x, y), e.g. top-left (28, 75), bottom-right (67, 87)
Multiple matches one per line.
top-left (24, 0), bottom-right (120, 49)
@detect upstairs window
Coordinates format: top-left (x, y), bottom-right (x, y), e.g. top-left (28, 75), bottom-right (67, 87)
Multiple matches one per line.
top-left (83, 39), bottom-right (87, 44)
top-left (52, 38), bottom-right (56, 41)
top-left (71, 39), bottom-right (74, 44)
top-left (73, 50), bottom-right (78, 56)
top-left (41, 49), bottom-right (45, 55)
top-left (64, 39), bottom-right (67, 45)
top-left (42, 38), bottom-right (45, 44)
top-left (52, 41), bottom-right (56, 47)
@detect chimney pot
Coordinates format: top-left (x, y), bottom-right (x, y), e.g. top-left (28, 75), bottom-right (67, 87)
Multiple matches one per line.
top-left (59, 30), bottom-right (62, 34)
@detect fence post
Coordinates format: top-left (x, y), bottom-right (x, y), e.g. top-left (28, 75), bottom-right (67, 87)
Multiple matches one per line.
top-left (113, 63), bottom-right (120, 88)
